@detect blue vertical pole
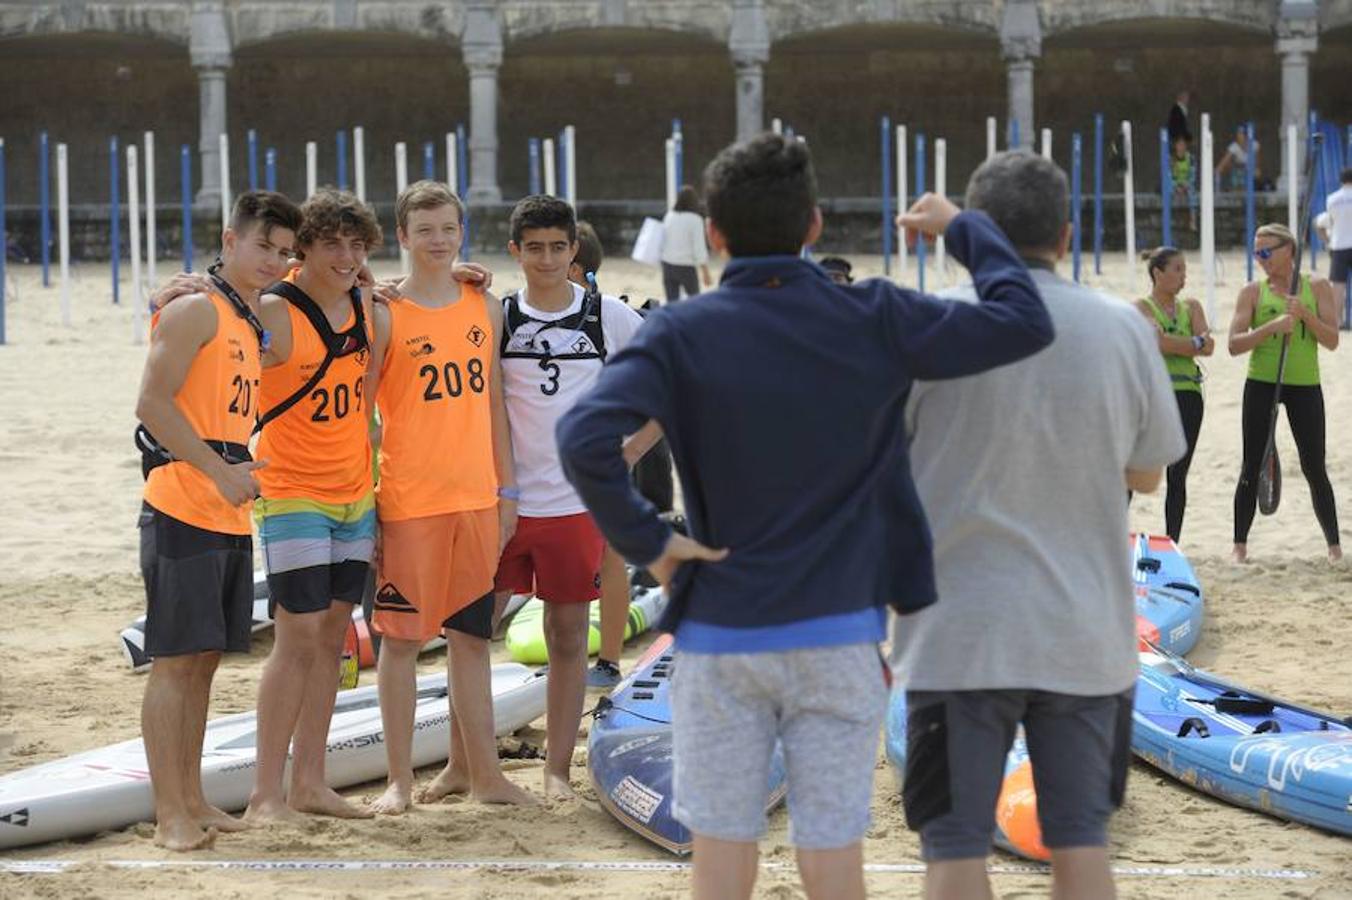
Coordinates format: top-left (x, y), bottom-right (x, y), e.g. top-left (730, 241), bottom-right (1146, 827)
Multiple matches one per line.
top-left (1010, 118), bottom-right (1021, 151)
top-left (672, 118), bottom-right (684, 189)
top-left (265, 147), bottom-right (277, 192)
top-left (457, 123), bottom-right (470, 262)
top-left (336, 129), bottom-right (348, 191)
top-left (916, 133), bottom-right (927, 293)
top-left (1093, 113), bottom-right (1104, 275)
top-left (0, 138), bottom-right (6, 344)
top-left (528, 138), bottom-right (541, 194)
top-left (422, 141), bottom-right (435, 181)
top-left (179, 144), bottom-right (193, 273)
top-left (1245, 122), bottom-right (1255, 282)
top-left (1072, 133), bottom-right (1083, 283)
top-left (557, 128), bottom-right (568, 201)
top-left (110, 136), bottom-right (120, 304)
top-left (881, 116), bottom-right (892, 278)
top-left (1159, 128), bottom-right (1172, 248)
top-left (39, 131), bottom-right (51, 287)
top-left (247, 129), bottom-right (258, 191)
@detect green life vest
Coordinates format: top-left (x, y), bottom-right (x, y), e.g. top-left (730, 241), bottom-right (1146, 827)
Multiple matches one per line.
top-left (1248, 277), bottom-right (1320, 386)
top-left (1142, 296), bottom-right (1202, 393)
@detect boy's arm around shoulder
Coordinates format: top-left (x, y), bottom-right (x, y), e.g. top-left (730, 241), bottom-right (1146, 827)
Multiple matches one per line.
top-left (884, 210), bottom-right (1054, 380)
top-left (557, 312), bottom-right (677, 567)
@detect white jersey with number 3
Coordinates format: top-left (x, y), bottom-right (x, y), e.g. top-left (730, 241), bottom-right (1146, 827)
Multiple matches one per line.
top-left (500, 282), bottom-right (644, 517)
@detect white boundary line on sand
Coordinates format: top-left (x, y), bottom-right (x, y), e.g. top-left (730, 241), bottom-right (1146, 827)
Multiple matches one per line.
top-left (1, 859), bottom-right (1317, 880)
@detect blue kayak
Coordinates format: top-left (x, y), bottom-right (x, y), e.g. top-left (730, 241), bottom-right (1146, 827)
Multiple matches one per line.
top-left (587, 634), bottom-right (788, 854)
top-left (1134, 646), bottom-right (1352, 836)
top-left (1132, 533), bottom-right (1204, 656)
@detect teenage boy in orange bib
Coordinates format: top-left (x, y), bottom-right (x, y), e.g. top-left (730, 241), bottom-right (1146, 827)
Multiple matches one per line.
top-left (135, 191), bottom-right (302, 849)
top-left (367, 181), bottom-right (533, 813)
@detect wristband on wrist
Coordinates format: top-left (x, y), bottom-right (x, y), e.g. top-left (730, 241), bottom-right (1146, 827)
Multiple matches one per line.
top-left (1191, 334), bottom-right (1205, 350)
top-left (497, 486), bottom-right (521, 501)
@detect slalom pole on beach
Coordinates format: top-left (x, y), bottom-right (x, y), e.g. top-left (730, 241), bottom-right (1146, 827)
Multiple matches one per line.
top-left (127, 143), bottom-right (143, 344)
top-left (456, 123), bottom-right (469, 261)
top-left (1122, 121), bottom-right (1135, 264)
top-left (110, 137), bottom-right (120, 304)
top-left (1072, 133), bottom-right (1082, 282)
top-left (896, 122), bottom-right (908, 279)
top-left (1010, 118), bottom-right (1021, 152)
top-left (672, 119), bottom-right (683, 190)
top-left (1040, 128), bottom-right (1052, 161)
top-left (528, 138), bottom-right (541, 195)
top-left (915, 132), bottom-right (926, 292)
top-left (446, 131), bottom-right (459, 194)
top-left (1286, 123), bottom-right (1298, 236)
top-left (305, 141), bottom-right (317, 199)
top-left (336, 129), bottom-right (348, 191)
top-left (56, 142), bottom-right (70, 326)
top-left (144, 131), bottom-right (156, 294)
top-left (935, 137), bottom-right (947, 285)
top-left (1159, 128), bottom-right (1172, 248)
top-left (353, 126), bottom-right (366, 202)
top-left (180, 144), bottom-right (193, 273)
top-left (880, 117), bottom-right (892, 277)
top-left (39, 131), bottom-right (51, 287)
top-left (986, 116), bottom-right (997, 160)
top-left (247, 129), bottom-right (258, 191)
top-left (1093, 113), bottom-right (1104, 275)
top-left (1244, 121), bottom-right (1255, 282)
top-left (218, 132), bottom-right (231, 234)
top-left (395, 141), bottom-right (409, 270)
top-left (265, 147), bottom-right (277, 192)
top-left (423, 141), bottom-right (434, 182)
top-left (543, 137), bottom-right (556, 197)
top-left (664, 137), bottom-right (676, 211)
top-left (1200, 113), bottom-right (1217, 324)
top-left (0, 137), bottom-right (6, 345)
top-left (560, 125), bottom-right (576, 207)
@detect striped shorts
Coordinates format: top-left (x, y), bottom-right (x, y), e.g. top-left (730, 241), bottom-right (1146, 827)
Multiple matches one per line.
top-left (256, 493), bottom-right (377, 615)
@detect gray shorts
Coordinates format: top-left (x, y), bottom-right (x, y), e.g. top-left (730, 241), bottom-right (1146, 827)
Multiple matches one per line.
top-left (903, 688), bottom-right (1134, 860)
top-left (671, 642), bottom-right (889, 849)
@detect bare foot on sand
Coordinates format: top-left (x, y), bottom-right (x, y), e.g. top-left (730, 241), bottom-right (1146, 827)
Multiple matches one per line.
top-left (154, 818), bottom-right (217, 851)
top-left (193, 804), bottom-right (252, 832)
top-left (416, 764), bottom-right (470, 804)
top-left (472, 776), bottom-right (539, 806)
top-left (289, 784), bottom-right (374, 819)
top-left (243, 796), bottom-right (307, 825)
top-left (1231, 544), bottom-right (1249, 564)
top-left (543, 771), bottom-right (575, 799)
top-left (369, 780), bottom-right (413, 816)
top-left (1330, 546), bottom-right (1344, 564)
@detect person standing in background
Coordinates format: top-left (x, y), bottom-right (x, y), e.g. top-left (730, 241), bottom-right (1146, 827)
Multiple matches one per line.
top-left (661, 185), bottom-right (712, 302)
top-left (1166, 90), bottom-right (1192, 148)
top-left (1323, 168), bottom-right (1352, 329)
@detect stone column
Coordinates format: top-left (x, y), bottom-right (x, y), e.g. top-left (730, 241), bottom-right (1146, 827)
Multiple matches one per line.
top-left (729, 0), bottom-right (769, 142)
top-left (190, 1), bottom-right (232, 211)
top-left (463, 1), bottom-right (503, 204)
top-left (1000, 0), bottom-right (1041, 152)
top-left (1276, 0), bottom-right (1318, 189)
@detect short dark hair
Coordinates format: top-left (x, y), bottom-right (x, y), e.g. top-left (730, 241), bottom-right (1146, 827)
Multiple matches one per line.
top-left (509, 194), bottom-right (577, 245)
top-left (573, 220), bottom-right (603, 275)
top-left (295, 187), bottom-right (383, 255)
top-left (1146, 246), bottom-right (1183, 284)
top-left (965, 151), bottom-right (1068, 255)
top-left (673, 184), bottom-right (703, 214)
top-left (1342, 167), bottom-right (1352, 185)
top-left (230, 190), bottom-right (302, 242)
top-left (703, 133), bottom-right (816, 257)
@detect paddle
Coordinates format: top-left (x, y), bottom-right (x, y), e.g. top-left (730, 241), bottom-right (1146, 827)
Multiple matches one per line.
top-left (1258, 132), bottom-right (1323, 515)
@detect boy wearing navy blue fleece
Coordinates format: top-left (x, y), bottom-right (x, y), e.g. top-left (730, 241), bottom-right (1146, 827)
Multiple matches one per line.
top-left (556, 134), bottom-right (1053, 900)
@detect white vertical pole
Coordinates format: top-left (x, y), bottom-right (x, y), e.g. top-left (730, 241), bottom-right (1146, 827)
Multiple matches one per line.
top-left (771, 118), bottom-right (783, 135)
top-left (1122, 121), bottom-right (1135, 264)
top-left (305, 141), bottom-right (318, 199)
top-left (1040, 128), bottom-right (1052, 160)
top-left (446, 131), bottom-right (458, 194)
top-left (395, 141), bottom-right (409, 270)
top-left (664, 138), bottom-right (676, 209)
top-left (56, 142), bottom-right (71, 327)
top-left (353, 126), bottom-right (367, 202)
top-left (144, 131), bottom-right (157, 294)
top-left (1201, 114), bottom-right (1216, 324)
top-left (128, 145), bottom-right (144, 343)
top-left (986, 116), bottom-right (997, 160)
top-left (1286, 122), bottom-right (1298, 237)
top-left (935, 138), bottom-right (947, 285)
top-left (564, 124), bottom-right (577, 207)
top-left (896, 124), bottom-right (907, 280)
top-left (218, 132), bottom-right (231, 233)
top-left (542, 137), bottom-right (556, 197)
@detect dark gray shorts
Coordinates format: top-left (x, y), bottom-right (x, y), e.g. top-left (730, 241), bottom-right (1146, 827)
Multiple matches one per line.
top-left (903, 688), bottom-right (1133, 860)
top-left (1330, 247), bottom-right (1351, 284)
top-left (139, 503), bottom-right (254, 658)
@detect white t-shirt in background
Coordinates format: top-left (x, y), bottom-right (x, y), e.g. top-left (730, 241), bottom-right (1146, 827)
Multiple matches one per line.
top-left (660, 210), bottom-right (709, 267)
top-left (1326, 185), bottom-right (1352, 251)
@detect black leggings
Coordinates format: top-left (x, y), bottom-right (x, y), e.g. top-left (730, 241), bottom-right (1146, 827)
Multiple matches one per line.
top-left (662, 263), bottom-right (699, 302)
top-left (1233, 379), bottom-right (1340, 546)
top-left (1165, 391), bottom-right (1204, 542)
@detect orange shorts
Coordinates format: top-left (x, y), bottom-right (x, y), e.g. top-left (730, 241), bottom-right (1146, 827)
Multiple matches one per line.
top-left (373, 507), bottom-right (498, 643)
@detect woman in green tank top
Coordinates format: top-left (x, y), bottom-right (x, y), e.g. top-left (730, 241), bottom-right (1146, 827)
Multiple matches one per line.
top-left (1227, 223), bottom-right (1342, 563)
top-left (1134, 247), bottom-right (1213, 543)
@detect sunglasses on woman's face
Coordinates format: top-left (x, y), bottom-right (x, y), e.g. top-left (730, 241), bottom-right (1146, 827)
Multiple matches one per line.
top-left (1254, 244), bottom-right (1285, 260)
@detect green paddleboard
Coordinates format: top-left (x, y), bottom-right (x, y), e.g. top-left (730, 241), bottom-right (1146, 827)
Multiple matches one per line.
top-left (504, 586), bottom-right (669, 665)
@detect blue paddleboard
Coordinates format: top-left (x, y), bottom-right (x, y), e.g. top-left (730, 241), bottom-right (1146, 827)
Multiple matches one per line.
top-left (1132, 533), bottom-right (1204, 656)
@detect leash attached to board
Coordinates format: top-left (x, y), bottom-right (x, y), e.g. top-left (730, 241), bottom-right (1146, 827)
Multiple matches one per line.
top-left (1257, 132), bottom-right (1322, 516)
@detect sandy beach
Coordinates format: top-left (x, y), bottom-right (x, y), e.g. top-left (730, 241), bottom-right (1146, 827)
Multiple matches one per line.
top-left (0, 247), bottom-right (1349, 899)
